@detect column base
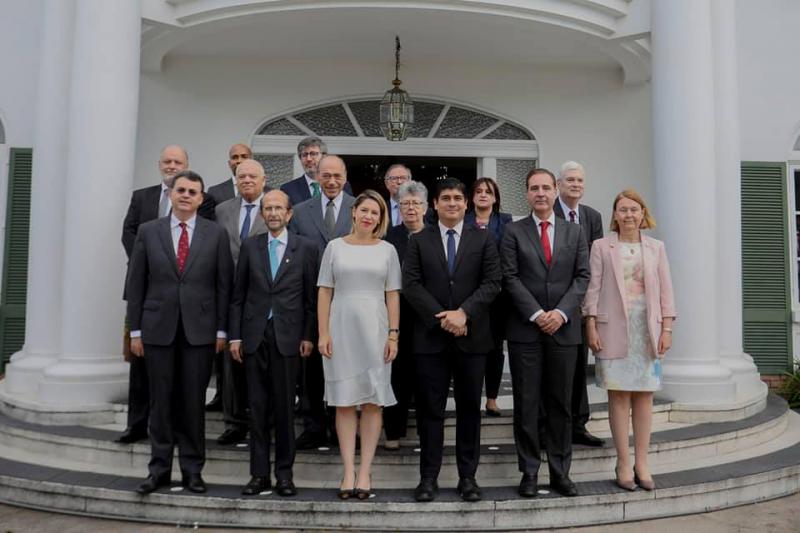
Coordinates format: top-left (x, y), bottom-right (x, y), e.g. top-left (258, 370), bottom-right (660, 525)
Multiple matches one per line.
top-left (3, 349), bottom-right (58, 397)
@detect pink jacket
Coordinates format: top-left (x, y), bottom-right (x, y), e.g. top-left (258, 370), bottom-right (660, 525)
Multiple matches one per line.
top-left (581, 233), bottom-right (676, 359)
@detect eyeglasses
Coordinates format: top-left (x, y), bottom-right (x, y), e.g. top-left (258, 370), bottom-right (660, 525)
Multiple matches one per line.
top-left (174, 187), bottom-right (201, 197)
top-left (300, 151), bottom-right (321, 158)
top-left (386, 175), bottom-right (410, 182)
top-left (262, 206), bottom-right (287, 213)
top-left (399, 200), bottom-right (425, 208)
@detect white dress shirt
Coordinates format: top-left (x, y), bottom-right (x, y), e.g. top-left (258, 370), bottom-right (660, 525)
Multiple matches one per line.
top-left (305, 174), bottom-right (318, 197)
top-left (558, 197), bottom-right (580, 224)
top-left (438, 220), bottom-right (464, 256)
top-left (529, 211), bottom-right (567, 324)
top-left (321, 191), bottom-right (344, 221)
top-left (238, 194), bottom-right (263, 237)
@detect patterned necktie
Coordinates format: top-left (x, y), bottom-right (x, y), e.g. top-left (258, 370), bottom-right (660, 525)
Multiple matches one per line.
top-left (159, 188), bottom-right (170, 217)
top-left (569, 210), bottom-right (577, 224)
top-left (446, 229), bottom-right (457, 275)
top-left (268, 239), bottom-right (280, 318)
top-left (177, 222), bottom-right (189, 273)
top-left (539, 221), bottom-right (552, 266)
top-left (240, 204), bottom-right (254, 242)
top-left (311, 182), bottom-right (321, 198)
top-left (325, 199), bottom-right (336, 238)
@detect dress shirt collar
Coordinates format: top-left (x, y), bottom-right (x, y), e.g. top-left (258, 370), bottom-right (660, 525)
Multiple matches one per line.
top-left (170, 213), bottom-right (197, 231)
top-left (269, 228), bottom-right (288, 246)
top-left (438, 219), bottom-right (464, 238)
top-left (241, 193), bottom-right (263, 209)
top-left (558, 197), bottom-right (580, 222)
top-left (531, 211), bottom-right (556, 228)
top-left (323, 191), bottom-right (344, 210)
top-left (161, 182), bottom-right (170, 194)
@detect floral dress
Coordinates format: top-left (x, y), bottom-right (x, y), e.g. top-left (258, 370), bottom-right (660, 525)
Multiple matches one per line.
top-left (595, 242), bottom-right (662, 391)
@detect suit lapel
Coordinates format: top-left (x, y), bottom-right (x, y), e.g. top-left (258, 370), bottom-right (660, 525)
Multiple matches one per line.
top-left (273, 233), bottom-right (297, 284)
top-left (334, 194), bottom-right (354, 237)
top-left (520, 216), bottom-right (548, 269)
top-left (453, 224), bottom-right (473, 274)
top-left (608, 233), bottom-right (628, 317)
top-left (222, 198), bottom-right (241, 243)
top-left (253, 234), bottom-right (272, 285)
top-left (250, 209), bottom-right (267, 237)
top-left (424, 225), bottom-right (449, 273)
top-left (145, 185), bottom-right (163, 221)
top-left (550, 217), bottom-right (569, 269)
top-left (157, 218), bottom-right (179, 276)
top-left (308, 197), bottom-right (328, 243)
top-left (181, 218), bottom-right (207, 277)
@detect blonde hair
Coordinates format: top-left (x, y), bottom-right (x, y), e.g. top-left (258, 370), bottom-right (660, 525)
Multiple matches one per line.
top-left (610, 189), bottom-right (656, 232)
top-left (351, 189), bottom-right (389, 238)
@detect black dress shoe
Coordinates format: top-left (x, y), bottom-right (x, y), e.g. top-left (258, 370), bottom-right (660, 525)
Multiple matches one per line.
top-left (456, 477), bottom-right (482, 502)
top-left (518, 473), bottom-right (539, 498)
top-left (485, 407), bottom-right (502, 418)
top-left (182, 473), bottom-right (207, 493)
top-left (572, 428), bottom-right (603, 447)
top-left (295, 431), bottom-right (328, 450)
top-left (217, 428), bottom-right (247, 445)
top-left (115, 427), bottom-right (147, 444)
top-left (205, 392), bottom-right (222, 412)
top-left (136, 474), bottom-right (170, 495)
top-left (241, 476), bottom-right (271, 495)
top-left (275, 478), bottom-right (297, 497)
top-left (414, 478), bottom-right (438, 502)
top-left (550, 476), bottom-right (578, 497)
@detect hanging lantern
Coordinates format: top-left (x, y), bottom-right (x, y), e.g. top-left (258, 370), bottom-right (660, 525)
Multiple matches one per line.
top-left (380, 36), bottom-right (414, 141)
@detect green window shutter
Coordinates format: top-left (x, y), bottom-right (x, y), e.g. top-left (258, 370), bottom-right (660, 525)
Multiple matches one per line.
top-left (0, 148), bottom-right (32, 374)
top-left (741, 161), bottom-right (792, 374)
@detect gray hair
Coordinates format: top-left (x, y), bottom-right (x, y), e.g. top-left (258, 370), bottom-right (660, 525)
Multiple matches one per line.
top-left (559, 160), bottom-right (585, 180)
top-left (397, 180), bottom-right (428, 204)
top-left (384, 163), bottom-right (413, 181)
top-left (296, 136), bottom-right (328, 157)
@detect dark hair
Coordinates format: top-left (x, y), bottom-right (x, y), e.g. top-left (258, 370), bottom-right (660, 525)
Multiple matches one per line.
top-left (470, 177), bottom-right (501, 213)
top-left (525, 168), bottom-right (556, 189)
top-left (171, 170), bottom-right (205, 192)
top-left (435, 178), bottom-right (466, 199)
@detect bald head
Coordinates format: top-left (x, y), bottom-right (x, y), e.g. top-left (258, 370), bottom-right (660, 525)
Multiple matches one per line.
top-left (317, 155), bottom-right (347, 200)
top-left (158, 144), bottom-right (189, 184)
top-left (228, 143), bottom-right (252, 176)
top-left (236, 159), bottom-right (266, 203)
top-left (261, 189), bottom-right (293, 236)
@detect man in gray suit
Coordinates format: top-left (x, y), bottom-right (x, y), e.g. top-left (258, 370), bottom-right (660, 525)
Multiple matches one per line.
top-left (553, 161), bottom-right (604, 448)
top-left (230, 189), bottom-right (319, 497)
top-left (126, 170), bottom-right (233, 495)
top-left (213, 159), bottom-right (270, 445)
top-left (289, 154), bottom-right (354, 449)
top-left (501, 168), bottom-right (590, 498)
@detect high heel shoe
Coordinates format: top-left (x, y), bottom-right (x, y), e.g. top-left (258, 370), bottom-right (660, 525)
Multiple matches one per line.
top-left (338, 471), bottom-right (356, 500)
top-left (355, 474), bottom-right (373, 500)
top-left (633, 465), bottom-right (656, 491)
top-left (614, 464), bottom-right (636, 491)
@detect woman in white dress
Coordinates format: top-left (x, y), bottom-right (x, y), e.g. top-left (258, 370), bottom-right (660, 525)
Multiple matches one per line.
top-left (317, 189), bottom-right (401, 499)
top-left (582, 190), bottom-right (676, 492)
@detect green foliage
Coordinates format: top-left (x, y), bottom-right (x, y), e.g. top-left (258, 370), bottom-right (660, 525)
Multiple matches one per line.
top-left (780, 364), bottom-right (800, 408)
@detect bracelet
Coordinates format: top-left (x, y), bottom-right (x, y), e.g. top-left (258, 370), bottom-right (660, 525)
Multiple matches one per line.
top-left (663, 328), bottom-right (673, 333)
top-left (387, 337), bottom-right (399, 343)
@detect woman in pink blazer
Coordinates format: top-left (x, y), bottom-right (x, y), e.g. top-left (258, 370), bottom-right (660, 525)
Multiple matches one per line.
top-left (582, 189), bottom-right (676, 492)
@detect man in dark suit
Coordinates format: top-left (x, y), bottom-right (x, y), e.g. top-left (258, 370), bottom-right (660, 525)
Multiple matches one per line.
top-left (280, 136), bottom-right (352, 206)
top-left (501, 168), bottom-right (590, 498)
top-left (289, 154), bottom-right (354, 449)
top-left (553, 161), bottom-right (604, 448)
top-left (117, 145), bottom-right (190, 444)
top-left (402, 178), bottom-right (502, 503)
top-left (229, 189), bottom-right (318, 497)
top-left (206, 143), bottom-right (252, 207)
top-left (126, 171), bottom-right (233, 495)
top-left (205, 144), bottom-right (263, 413)
top-left (213, 159), bottom-right (269, 446)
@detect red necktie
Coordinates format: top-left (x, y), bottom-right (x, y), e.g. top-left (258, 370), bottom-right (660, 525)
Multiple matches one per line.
top-left (539, 221), bottom-right (552, 266)
top-left (569, 210), bottom-right (577, 223)
top-left (177, 222), bottom-right (189, 273)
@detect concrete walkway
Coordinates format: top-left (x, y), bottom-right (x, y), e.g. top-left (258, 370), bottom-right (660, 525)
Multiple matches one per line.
top-left (2, 492), bottom-right (800, 532)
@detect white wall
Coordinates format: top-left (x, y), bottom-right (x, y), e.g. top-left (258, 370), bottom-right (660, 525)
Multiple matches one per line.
top-left (737, 0), bottom-right (800, 161)
top-left (135, 56), bottom-right (651, 224)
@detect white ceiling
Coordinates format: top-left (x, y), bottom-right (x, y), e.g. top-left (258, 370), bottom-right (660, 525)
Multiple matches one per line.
top-left (166, 7), bottom-right (619, 69)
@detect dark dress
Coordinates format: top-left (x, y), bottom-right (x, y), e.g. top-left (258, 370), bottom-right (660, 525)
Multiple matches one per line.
top-left (464, 211), bottom-right (513, 400)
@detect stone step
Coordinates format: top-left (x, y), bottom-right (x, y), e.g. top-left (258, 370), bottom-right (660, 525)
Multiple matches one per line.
top-left (0, 396), bottom-right (788, 488)
top-left (0, 422), bottom-right (798, 531)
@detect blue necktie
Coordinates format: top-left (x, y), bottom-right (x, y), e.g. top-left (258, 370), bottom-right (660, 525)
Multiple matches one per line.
top-left (446, 229), bottom-right (456, 275)
top-left (268, 239), bottom-right (280, 318)
top-left (240, 204), bottom-right (254, 242)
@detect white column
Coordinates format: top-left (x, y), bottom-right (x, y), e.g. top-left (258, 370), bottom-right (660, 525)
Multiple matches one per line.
top-left (711, 0), bottom-right (766, 402)
top-left (651, 0), bottom-right (736, 405)
top-left (36, 0), bottom-right (141, 406)
top-left (4, 0), bottom-right (75, 396)
top-left (478, 157), bottom-right (497, 179)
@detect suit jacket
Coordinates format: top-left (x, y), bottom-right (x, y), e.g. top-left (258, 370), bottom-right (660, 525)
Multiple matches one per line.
top-left (554, 201), bottom-right (603, 251)
top-left (402, 224), bottom-right (502, 354)
top-left (215, 196), bottom-right (268, 265)
top-left (207, 178), bottom-right (236, 206)
top-left (122, 183), bottom-right (216, 258)
top-left (126, 216), bottom-right (233, 346)
top-left (581, 233), bottom-right (676, 359)
top-left (229, 232), bottom-right (319, 356)
top-left (288, 193), bottom-right (355, 250)
top-left (280, 175), bottom-right (353, 207)
top-left (464, 211), bottom-right (513, 250)
top-left (501, 215), bottom-right (590, 345)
